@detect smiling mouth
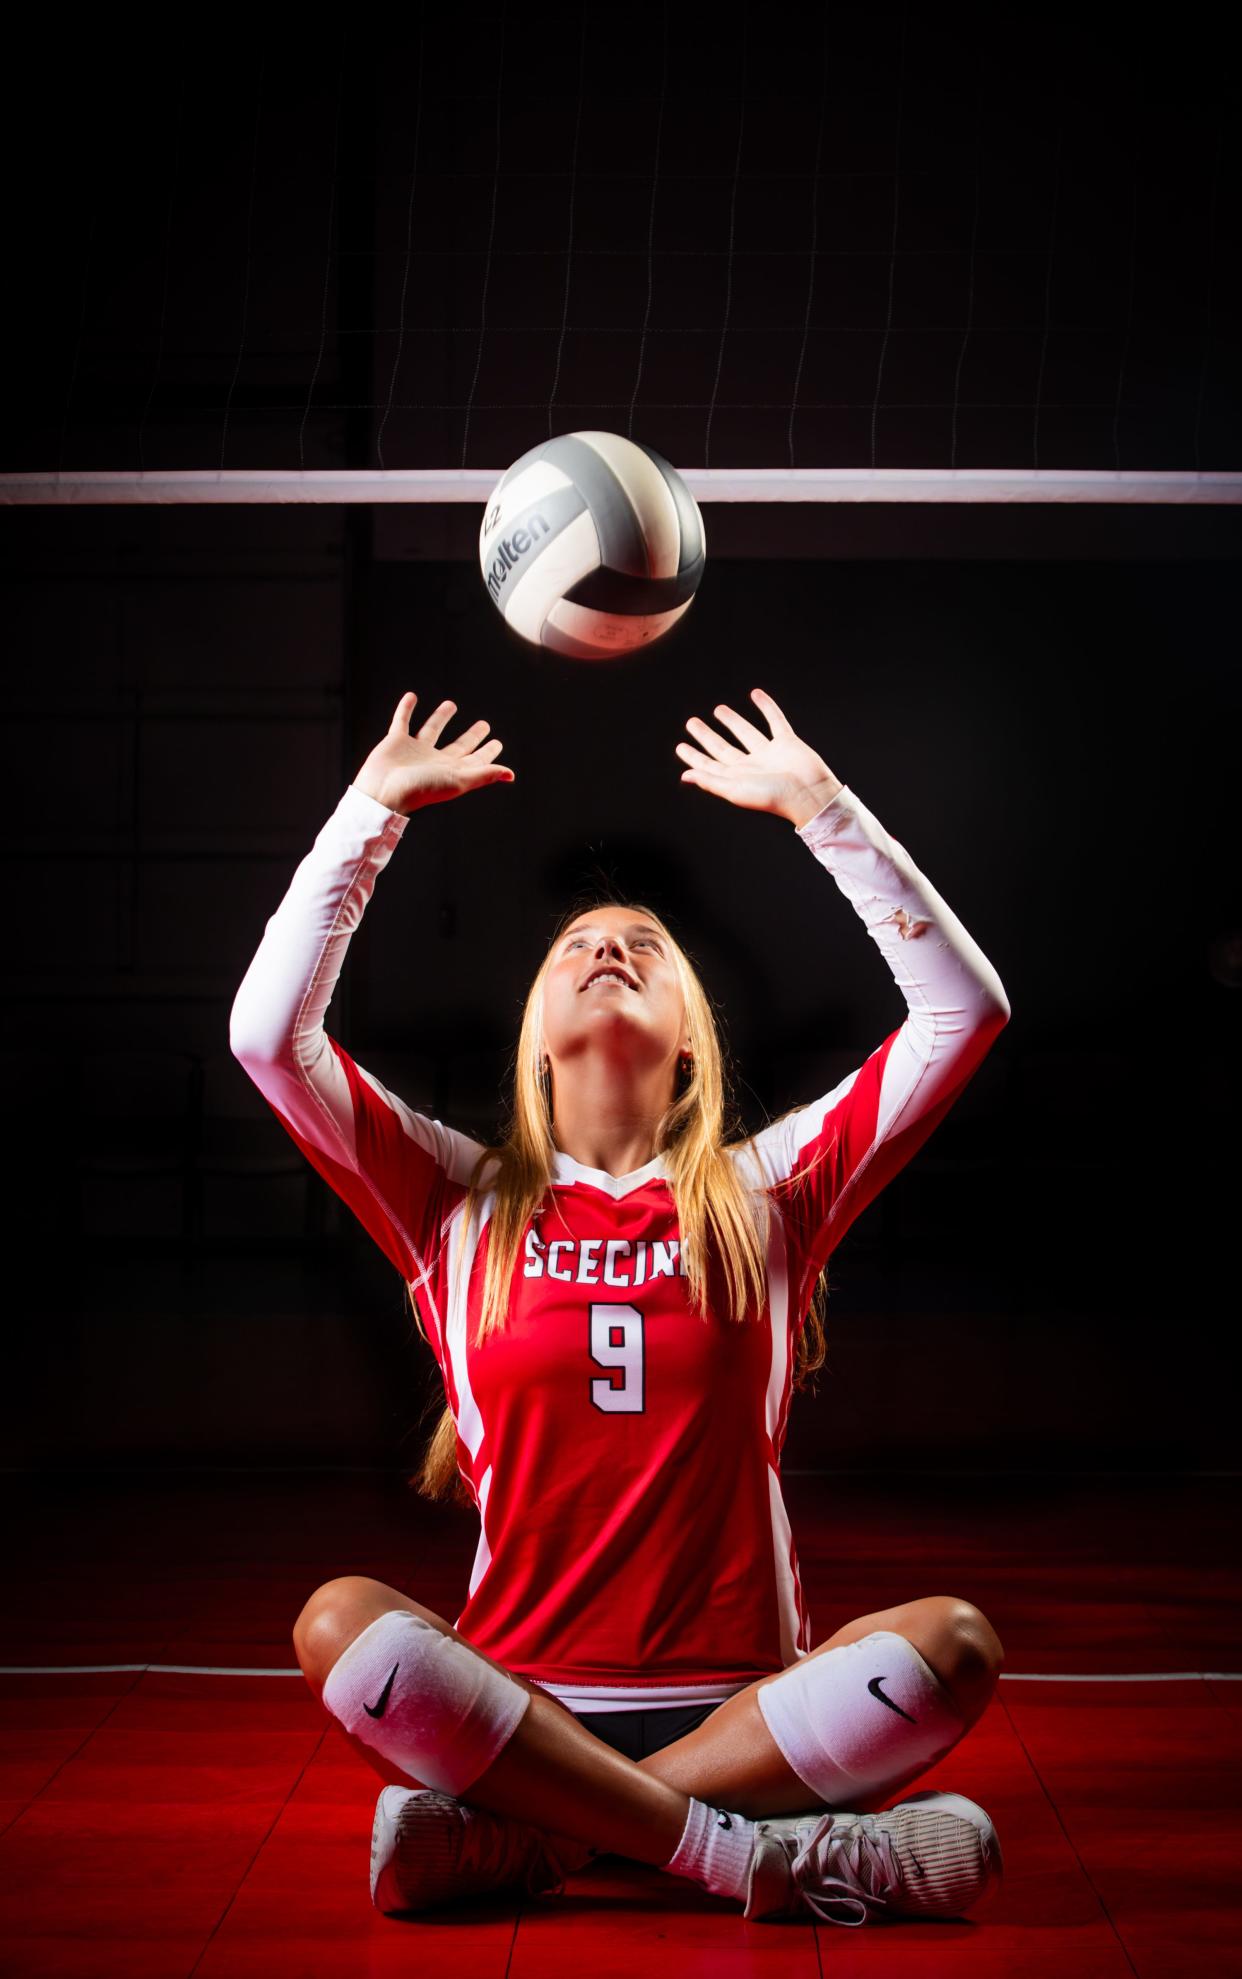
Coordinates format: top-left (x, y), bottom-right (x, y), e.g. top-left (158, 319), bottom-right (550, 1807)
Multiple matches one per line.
top-left (581, 969), bottom-right (638, 992)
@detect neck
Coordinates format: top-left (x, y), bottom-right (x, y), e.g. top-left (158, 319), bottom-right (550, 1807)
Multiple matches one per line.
top-left (549, 1055), bottom-right (675, 1178)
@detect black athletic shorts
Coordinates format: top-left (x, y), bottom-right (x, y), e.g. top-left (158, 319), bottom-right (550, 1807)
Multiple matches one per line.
top-left (573, 1700), bottom-right (722, 1761)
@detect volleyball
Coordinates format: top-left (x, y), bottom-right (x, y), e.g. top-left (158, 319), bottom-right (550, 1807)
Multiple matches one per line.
top-left (478, 431), bottom-right (706, 659)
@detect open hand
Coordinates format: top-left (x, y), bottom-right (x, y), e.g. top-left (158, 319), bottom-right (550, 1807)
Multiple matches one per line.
top-left (354, 691), bottom-right (515, 816)
top-left (676, 689), bottom-right (843, 826)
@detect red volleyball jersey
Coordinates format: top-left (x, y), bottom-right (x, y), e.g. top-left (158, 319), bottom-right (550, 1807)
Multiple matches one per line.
top-left (231, 782), bottom-right (1009, 1713)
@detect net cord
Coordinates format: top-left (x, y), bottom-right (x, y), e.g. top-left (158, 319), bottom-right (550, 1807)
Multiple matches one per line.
top-left (2, 470), bottom-right (1236, 505)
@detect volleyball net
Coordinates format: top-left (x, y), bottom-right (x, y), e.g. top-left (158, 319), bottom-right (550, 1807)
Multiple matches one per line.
top-left (1, 9), bottom-right (1238, 503)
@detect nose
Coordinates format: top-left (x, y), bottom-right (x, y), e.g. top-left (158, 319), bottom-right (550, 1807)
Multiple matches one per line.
top-left (594, 934), bottom-right (626, 962)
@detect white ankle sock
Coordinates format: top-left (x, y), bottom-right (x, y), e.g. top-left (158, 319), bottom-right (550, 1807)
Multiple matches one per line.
top-left (664, 1796), bottom-right (757, 1901)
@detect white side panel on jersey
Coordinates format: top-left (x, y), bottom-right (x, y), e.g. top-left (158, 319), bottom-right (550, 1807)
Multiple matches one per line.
top-left (575, 430), bottom-right (682, 577)
top-left (543, 594), bottom-right (693, 659)
top-left (442, 1196), bottom-right (490, 1469)
top-left (466, 1464), bottom-right (496, 1600)
top-left (763, 1208), bottom-right (804, 1665)
top-left (767, 1466), bottom-right (805, 1667)
top-left (763, 1208), bottom-right (792, 1445)
top-left (503, 507), bottom-right (600, 645)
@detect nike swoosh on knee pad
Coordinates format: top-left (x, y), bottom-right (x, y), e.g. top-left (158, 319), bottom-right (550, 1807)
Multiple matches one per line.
top-left (867, 1676), bottom-right (916, 1723)
top-left (365, 1661), bottom-right (400, 1718)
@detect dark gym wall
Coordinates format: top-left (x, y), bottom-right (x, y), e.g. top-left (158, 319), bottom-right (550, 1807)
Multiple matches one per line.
top-left (2, 502), bottom-right (1236, 1474)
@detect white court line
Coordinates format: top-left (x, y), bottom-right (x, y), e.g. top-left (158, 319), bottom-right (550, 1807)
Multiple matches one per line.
top-left (0, 1664), bottom-right (1238, 1681)
top-left (0, 1664), bottom-right (308, 1677)
top-left (999, 1671), bottom-right (1242, 1683)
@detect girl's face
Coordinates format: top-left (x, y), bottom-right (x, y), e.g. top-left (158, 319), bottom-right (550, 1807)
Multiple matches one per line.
top-left (541, 907), bottom-right (690, 1075)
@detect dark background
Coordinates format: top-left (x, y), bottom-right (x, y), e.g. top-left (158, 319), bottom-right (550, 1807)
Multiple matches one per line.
top-left (2, 7), bottom-right (1238, 1481)
top-left (4, 5), bottom-right (1239, 476)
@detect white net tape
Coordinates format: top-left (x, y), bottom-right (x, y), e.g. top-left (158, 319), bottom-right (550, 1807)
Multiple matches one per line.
top-left (2, 470), bottom-right (1238, 505)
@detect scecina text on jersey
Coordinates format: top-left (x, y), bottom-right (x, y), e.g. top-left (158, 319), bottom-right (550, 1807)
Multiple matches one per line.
top-left (522, 1231), bottom-right (689, 1285)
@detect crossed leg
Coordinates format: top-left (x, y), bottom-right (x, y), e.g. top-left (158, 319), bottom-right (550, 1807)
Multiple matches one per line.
top-left (293, 1579), bottom-right (1003, 1869)
top-left (637, 1594), bottom-right (1004, 1816)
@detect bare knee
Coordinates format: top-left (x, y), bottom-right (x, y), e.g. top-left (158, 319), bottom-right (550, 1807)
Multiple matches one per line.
top-left (948, 1598), bottom-right (1004, 1677)
top-left (927, 1597), bottom-right (1004, 1723)
top-left (292, 1575), bottom-right (396, 1695)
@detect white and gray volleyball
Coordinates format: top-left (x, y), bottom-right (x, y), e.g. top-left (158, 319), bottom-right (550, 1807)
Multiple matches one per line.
top-left (479, 431), bottom-right (706, 659)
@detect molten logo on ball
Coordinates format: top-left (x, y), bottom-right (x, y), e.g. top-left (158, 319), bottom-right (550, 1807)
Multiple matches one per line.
top-left (485, 511), bottom-right (552, 602)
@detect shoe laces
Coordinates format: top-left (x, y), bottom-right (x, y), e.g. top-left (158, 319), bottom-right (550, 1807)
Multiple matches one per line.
top-left (786, 1810), bottom-right (901, 1926)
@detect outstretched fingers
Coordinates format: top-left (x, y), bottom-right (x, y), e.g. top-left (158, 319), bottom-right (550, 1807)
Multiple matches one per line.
top-left (683, 714), bottom-right (745, 762)
top-left (710, 701), bottom-right (770, 751)
top-left (443, 715), bottom-right (492, 752)
top-left (682, 689), bottom-right (794, 763)
top-left (750, 686), bottom-right (794, 733)
top-left (675, 743), bottom-right (729, 794)
top-left (389, 690), bottom-right (418, 734)
top-left (675, 740), bottom-right (713, 771)
top-left (466, 735), bottom-right (515, 782)
top-left (416, 698), bottom-right (459, 744)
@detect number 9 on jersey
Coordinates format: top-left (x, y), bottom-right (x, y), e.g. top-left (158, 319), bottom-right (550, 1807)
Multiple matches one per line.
top-left (590, 1304), bottom-right (645, 1413)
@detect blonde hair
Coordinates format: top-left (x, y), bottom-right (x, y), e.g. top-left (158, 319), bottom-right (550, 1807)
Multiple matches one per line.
top-left (406, 898), bottom-right (830, 1505)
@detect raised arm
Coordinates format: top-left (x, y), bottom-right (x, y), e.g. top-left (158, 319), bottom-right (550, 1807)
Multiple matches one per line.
top-left (676, 689), bottom-right (1010, 1325)
top-left (228, 692), bottom-right (516, 1338)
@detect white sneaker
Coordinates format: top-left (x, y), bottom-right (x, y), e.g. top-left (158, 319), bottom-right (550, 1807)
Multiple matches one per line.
top-left (743, 1788), bottom-right (1004, 1925)
top-left (370, 1785), bottom-right (593, 1913)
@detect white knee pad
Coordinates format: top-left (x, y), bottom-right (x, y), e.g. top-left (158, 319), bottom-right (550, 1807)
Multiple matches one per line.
top-left (320, 1609), bottom-right (531, 1796)
top-left (756, 1629), bottom-right (966, 1807)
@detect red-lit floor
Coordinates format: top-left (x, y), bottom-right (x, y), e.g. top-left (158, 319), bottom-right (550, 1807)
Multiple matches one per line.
top-left (2, 1472), bottom-right (1239, 1976)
